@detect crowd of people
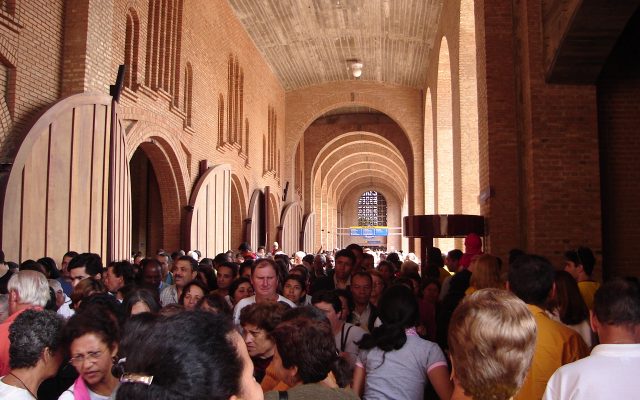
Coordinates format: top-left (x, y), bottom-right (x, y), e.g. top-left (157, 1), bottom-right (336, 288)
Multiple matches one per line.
top-left (0, 237), bottom-right (638, 400)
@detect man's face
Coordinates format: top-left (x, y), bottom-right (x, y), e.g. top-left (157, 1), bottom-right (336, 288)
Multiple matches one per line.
top-left (174, 260), bottom-right (196, 288)
top-left (334, 256), bottom-right (353, 281)
top-left (314, 301), bottom-right (341, 331)
top-left (351, 275), bottom-right (372, 306)
top-left (445, 256), bottom-right (460, 273)
top-left (142, 265), bottom-right (162, 288)
top-left (242, 323), bottom-right (274, 358)
top-left (251, 264), bottom-right (277, 297)
top-left (104, 267), bottom-right (123, 293)
top-left (217, 266), bottom-right (234, 290)
top-left (361, 256), bottom-right (374, 270)
top-left (283, 279), bottom-right (305, 304)
top-left (155, 255), bottom-right (170, 276)
top-left (326, 256), bottom-right (335, 269)
top-left (564, 261), bottom-right (580, 280)
top-left (69, 267), bottom-right (90, 288)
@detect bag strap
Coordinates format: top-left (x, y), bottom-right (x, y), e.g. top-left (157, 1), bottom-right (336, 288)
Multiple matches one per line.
top-left (340, 324), bottom-right (354, 352)
top-left (278, 390), bottom-right (289, 400)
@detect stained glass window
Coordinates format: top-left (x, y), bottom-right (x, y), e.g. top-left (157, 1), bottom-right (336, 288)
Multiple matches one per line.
top-left (357, 191), bottom-right (387, 226)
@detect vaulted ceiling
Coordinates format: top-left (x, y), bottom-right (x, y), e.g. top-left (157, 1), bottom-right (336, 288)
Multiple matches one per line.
top-left (227, 0), bottom-right (443, 91)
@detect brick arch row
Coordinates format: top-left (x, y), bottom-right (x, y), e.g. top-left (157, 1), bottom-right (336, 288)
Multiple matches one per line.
top-left (310, 130), bottom-right (408, 250)
top-left (423, 0), bottom-right (480, 250)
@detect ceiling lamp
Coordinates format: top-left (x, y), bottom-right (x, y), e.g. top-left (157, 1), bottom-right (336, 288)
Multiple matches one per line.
top-left (349, 60), bottom-right (363, 78)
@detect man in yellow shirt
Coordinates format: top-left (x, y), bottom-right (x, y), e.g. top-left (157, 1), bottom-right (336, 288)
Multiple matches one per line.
top-left (564, 247), bottom-right (600, 309)
top-left (508, 254), bottom-right (589, 400)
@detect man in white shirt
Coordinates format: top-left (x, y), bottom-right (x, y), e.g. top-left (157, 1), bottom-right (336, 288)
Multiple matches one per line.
top-left (544, 278), bottom-right (640, 399)
top-left (233, 258), bottom-right (295, 325)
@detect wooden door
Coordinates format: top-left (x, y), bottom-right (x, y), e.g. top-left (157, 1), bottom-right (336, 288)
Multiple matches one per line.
top-left (184, 164), bottom-right (232, 258)
top-left (278, 202), bottom-right (303, 254)
top-left (0, 93), bottom-right (131, 263)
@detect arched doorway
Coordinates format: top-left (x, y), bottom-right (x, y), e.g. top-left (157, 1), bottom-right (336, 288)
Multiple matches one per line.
top-left (130, 147), bottom-right (164, 256)
top-left (230, 175), bottom-right (246, 252)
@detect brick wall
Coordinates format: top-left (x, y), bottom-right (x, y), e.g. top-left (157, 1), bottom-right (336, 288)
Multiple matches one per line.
top-left (597, 7), bottom-right (640, 279)
top-left (0, 0), bottom-right (64, 162)
top-left (470, 0), bottom-right (602, 270)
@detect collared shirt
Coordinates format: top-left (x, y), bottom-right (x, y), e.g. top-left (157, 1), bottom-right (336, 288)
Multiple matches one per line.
top-left (543, 344), bottom-right (640, 399)
top-left (514, 304), bottom-right (588, 400)
top-left (160, 284), bottom-right (178, 306)
top-left (334, 274), bottom-right (350, 290)
top-left (351, 303), bottom-right (372, 333)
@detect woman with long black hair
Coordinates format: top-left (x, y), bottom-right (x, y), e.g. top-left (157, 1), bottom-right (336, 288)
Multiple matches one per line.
top-left (352, 285), bottom-right (453, 400)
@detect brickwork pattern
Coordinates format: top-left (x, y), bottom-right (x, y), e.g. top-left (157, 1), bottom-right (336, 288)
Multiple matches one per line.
top-left (0, 0), bottom-right (64, 162)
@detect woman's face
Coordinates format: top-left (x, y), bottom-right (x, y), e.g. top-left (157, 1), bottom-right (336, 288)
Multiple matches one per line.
top-left (371, 275), bottom-right (384, 298)
top-left (130, 301), bottom-right (151, 315)
top-left (283, 279), bottom-right (305, 304)
top-left (233, 282), bottom-right (254, 304)
top-left (69, 333), bottom-right (117, 390)
top-left (230, 331), bottom-right (264, 400)
top-left (183, 285), bottom-right (205, 311)
top-left (423, 283), bottom-right (440, 303)
top-left (379, 265), bottom-right (393, 281)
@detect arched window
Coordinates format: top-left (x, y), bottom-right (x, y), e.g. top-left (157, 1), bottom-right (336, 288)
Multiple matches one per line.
top-left (183, 62), bottom-right (193, 127)
top-left (124, 8), bottom-right (140, 89)
top-left (357, 191), bottom-right (387, 226)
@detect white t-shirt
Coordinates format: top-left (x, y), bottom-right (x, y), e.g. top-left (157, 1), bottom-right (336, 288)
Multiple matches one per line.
top-left (58, 382), bottom-right (115, 400)
top-left (57, 295), bottom-right (75, 319)
top-left (543, 343), bottom-right (640, 400)
top-left (0, 378), bottom-right (34, 400)
top-left (232, 295), bottom-right (296, 325)
top-left (336, 322), bottom-right (366, 367)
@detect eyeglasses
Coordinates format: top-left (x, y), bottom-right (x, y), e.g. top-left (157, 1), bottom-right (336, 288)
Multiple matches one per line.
top-left (69, 349), bottom-right (106, 366)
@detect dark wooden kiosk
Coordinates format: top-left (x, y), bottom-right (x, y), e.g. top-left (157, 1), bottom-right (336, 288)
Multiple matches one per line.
top-left (403, 215), bottom-right (485, 272)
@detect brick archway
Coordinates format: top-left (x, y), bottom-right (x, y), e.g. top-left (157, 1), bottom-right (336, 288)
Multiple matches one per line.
top-left (285, 82), bottom-right (425, 214)
top-left (124, 120), bottom-right (189, 251)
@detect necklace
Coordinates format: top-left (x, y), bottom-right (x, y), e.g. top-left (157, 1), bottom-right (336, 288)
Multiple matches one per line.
top-left (7, 372), bottom-right (38, 400)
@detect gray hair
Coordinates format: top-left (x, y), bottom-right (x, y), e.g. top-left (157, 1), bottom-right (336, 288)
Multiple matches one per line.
top-left (7, 270), bottom-right (50, 307)
top-left (48, 279), bottom-right (63, 293)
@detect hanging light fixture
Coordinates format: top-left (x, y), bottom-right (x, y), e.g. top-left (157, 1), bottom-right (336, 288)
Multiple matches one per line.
top-left (348, 59), bottom-right (363, 78)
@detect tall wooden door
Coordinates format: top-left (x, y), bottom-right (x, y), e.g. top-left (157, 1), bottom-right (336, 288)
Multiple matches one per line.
top-left (184, 164), bottom-right (232, 258)
top-left (278, 202), bottom-right (303, 255)
top-left (0, 93), bottom-right (131, 263)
